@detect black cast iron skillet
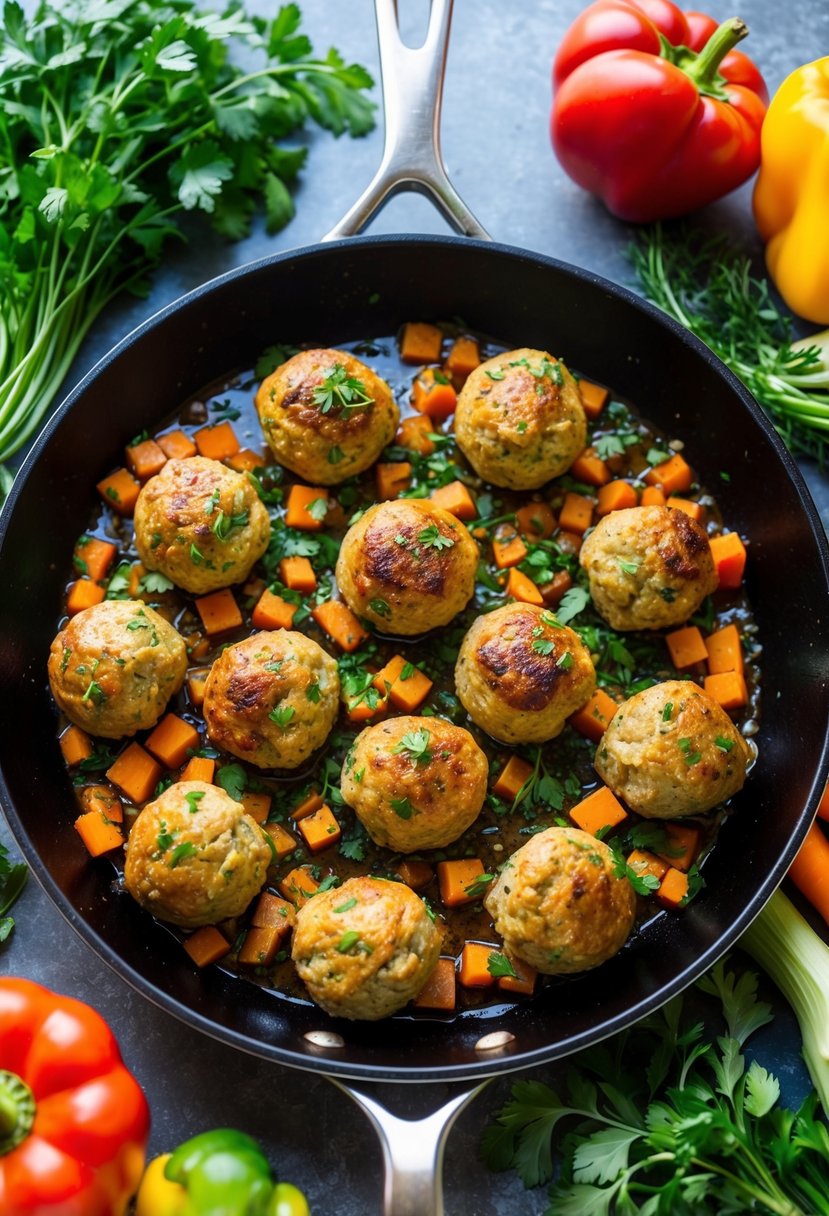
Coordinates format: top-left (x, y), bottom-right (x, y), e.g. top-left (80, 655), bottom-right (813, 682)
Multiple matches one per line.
top-left (2, 2), bottom-right (829, 1211)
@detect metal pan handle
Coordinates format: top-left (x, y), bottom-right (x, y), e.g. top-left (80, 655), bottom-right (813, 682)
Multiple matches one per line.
top-left (322, 0), bottom-right (490, 241)
top-left (332, 1079), bottom-right (489, 1215)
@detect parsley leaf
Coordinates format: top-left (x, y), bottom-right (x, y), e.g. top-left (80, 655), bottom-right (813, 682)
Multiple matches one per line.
top-left (393, 729), bottom-right (432, 765)
top-left (312, 364), bottom-right (374, 413)
top-left (487, 952), bottom-right (517, 979)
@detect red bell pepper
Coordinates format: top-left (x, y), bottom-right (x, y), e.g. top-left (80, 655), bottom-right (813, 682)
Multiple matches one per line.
top-left (551, 0), bottom-right (768, 222)
top-left (0, 977), bottom-right (150, 1216)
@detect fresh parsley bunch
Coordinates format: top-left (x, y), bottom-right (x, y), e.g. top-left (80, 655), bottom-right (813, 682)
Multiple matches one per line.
top-left (483, 959), bottom-right (829, 1215)
top-left (0, 0), bottom-right (375, 491)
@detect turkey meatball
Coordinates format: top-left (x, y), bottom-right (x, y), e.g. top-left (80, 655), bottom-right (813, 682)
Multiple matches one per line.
top-left (340, 716), bottom-right (488, 852)
top-left (594, 679), bottom-right (750, 818)
top-left (133, 456), bottom-right (270, 595)
top-left (335, 498), bottom-right (478, 635)
top-left (292, 876), bottom-right (441, 1020)
top-left (48, 600), bottom-right (187, 738)
top-left (124, 781), bottom-right (270, 928)
top-left (202, 630), bottom-right (338, 770)
top-left (255, 349), bottom-right (399, 485)
top-left (454, 348), bottom-right (587, 489)
top-left (455, 603), bottom-right (595, 744)
top-left (485, 827), bottom-right (636, 974)
top-left (579, 505), bottom-right (717, 632)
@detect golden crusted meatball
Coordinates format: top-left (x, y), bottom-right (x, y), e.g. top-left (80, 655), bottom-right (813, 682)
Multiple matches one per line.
top-left (124, 781), bottom-right (271, 928)
top-left (48, 600), bottom-right (187, 739)
top-left (340, 716), bottom-right (488, 851)
top-left (292, 876), bottom-right (441, 1020)
top-left (454, 348), bottom-right (586, 489)
top-left (579, 505), bottom-right (717, 631)
top-left (335, 499), bottom-right (478, 635)
top-left (133, 456), bottom-right (270, 595)
top-left (255, 349), bottom-right (399, 485)
top-left (485, 827), bottom-right (636, 974)
top-left (455, 603), bottom-right (595, 744)
top-left (202, 630), bottom-right (339, 770)
top-left (594, 679), bottom-right (750, 818)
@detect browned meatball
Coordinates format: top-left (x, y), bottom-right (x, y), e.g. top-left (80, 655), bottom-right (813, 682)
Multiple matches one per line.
top-left (255, 349), bottom-right (399, 485)
top-left (484, 827), bottom-right (636, 974)
top-left (48, 600), bottom-right (187, 738)
top-left (292, 876), bottom-right (441, 1020)
top-left (579, 505), bottom-right (717, 631)
top-left (455, 603), bottom-right (596, 744)
top-left (335, 498), bottom-right (478, 635)
top-left (340, 716), bottom-right (489, 851)
top-left (203, 631), bottom-right (339, 770)
top-left (594, 680), bottom-right (751, 818)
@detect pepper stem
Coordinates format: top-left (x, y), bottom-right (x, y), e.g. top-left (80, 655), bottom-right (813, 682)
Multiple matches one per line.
top-left (686, 17), bottom-right (748, 88)
top-left (0, 1071), bottom-right (36, 1156)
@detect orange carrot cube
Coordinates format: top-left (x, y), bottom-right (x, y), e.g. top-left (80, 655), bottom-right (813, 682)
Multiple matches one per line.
top-left (194, 421), bottom-right (240, 461)
top-left (66, 579), bottom-right (106, 616)
top-left (413, 957), bottom-right (457, 1010)
top-left (157, 430), bottom-right (198, 461)
top-left (297, 804), bottom-right (341, 853)
top-left (569, 786), bottom-right (627, 836)
top-left (285, 484), bottom-right (329, 531)
top-left (429, 480), bottom-right (477, 520)
top-left (262, 822), bottom-right (299, 862)
top-left (179, 756), bottom-right (215, 784)
top-left (97, 468), bottom-right (140, 516)
top-left (505, 568), bottom-right (543, 606)
top-left (73, 537), bottom-right (117, 582)
top-left (644, 453), bottom-right (693, 496)
top-left (74, 810), bottom-right (124, 858)
top-left (571, 448), bottom-right (612, 487)
top-left (704, 624), bottom-right (743, 676)
top-left (710, 532), bottom-right (747, 589)
top-left (59, 725), bottom-right (93, 767)
top-left (577, 379), bottom-right (609, 419)
top-left (704, 671), bottom-right (748, 710)
top-left (657, 867), bottom-right (689, 909)
top-left (278, 557), bottom-right (317, 594)
top-left (459, 942), bottom-right (496, 988)
top-left (400, 321), bottom-right (443, 365)
top-left (665, 625), bottom-right (708, 670)
top-left (195, 589), bottom-right (243, 636)
top-left (145, 713), bottom-right (200, 770)
top-left (125, 438), bottom-right (167, 481)
top-left (106, 742), bottom-right (162, 804)
top-left (569, 690), bottom-right (620, 742)
top-left (558, 492), bottom-right (593, 534)
top-left (183, 926), bottom-right (230, 967)
top-left (437, 859), bottom-right (488, 907)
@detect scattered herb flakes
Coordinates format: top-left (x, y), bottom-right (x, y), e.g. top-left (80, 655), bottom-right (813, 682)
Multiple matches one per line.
top-left (463, 873), bottom-right (495, 899)
top-left (662, 701), bottom-right (674, 721)
top-left (389, 796), bottom-right (415, 820)
top-left (333, 896), bottom-right (358, 914)
top-left (184, 790), bottom-right (205, 814)
top-left (715, 736), bottom-right (735, 753)
top-left (393, 729), bottom-right (432, 765)
top-left (487, 952), bottom-right (517, 979)
top-left (618, 558), bottom-right (640, 576)
top-left (268, 705), bottom-right (295, 729)
top-left (305, 497), bottom-right (328, 524)
top-left (369, 597), bottom-right (391, 618)
top-left (168, 841), bottom-right (198, 868)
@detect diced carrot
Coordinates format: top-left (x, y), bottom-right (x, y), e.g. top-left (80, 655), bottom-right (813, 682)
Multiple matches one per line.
top-left (74, 810), bottom-right (124, 857)
top-left (492, 755), bottom-right (533, 802)
top-left (710, 532), bottom-right (747, 590)
top-left (400, 321), bottom-right (443, 365)
top-left (243, 576), bottom-right (267, 599)
top-left (238, 926), bottom-right (283, 966)
top-left (667, 496), bottom-right (704, 522)
top-left (541, 570), bottom-right (573, 606)
top-left (459, 942), bottom-right (496, 988)
top-left (569, 786), bottom-right (627, 835)
top-left (285, 484), bottom-right (328, 531)
top-left (641, 485), bottom-right (666, 507)
top-left (106, 742), bottom-right (162, 805)
top-left (644, 453), bottom-right (693, 495)
top-left (569, 690), bottom-right (620, 743)
top-left (298, 805), bottom-right (341, 853)
top-left (666, 625), bottom-right (708, 670)
top-left (596, 480), bottom-right (638, 516)
top-left (498, 954), bottom-right (537, 996)
top-left (225, 449), bottom-right (265, 473)
top-left (656, 823), bottom-right (700, 873)
top-left (558, 492), bottom-right (593, 535)
top-left (183, 926), bottom-right (229, 967)
top-left (445, 336), bottom-right (480, 382)
top-left (263, 822), bottom-right (298, 862)
top-left (125, 438), bottom-right (166, 481)
top-left (515, 502), bottom-right (556, 540)
top-left (79, 784), bottom-right (123, 824)
top-left (557, 529), bottom-right (584, 554)
top-left (627, 849), bottom-right (669, 882)
top-left (73, 537), bottom-right (117, 583)
top-left (818, 783), bottom-right (829, 823)
top-left (703, 671), bottom-right (748, 710)
top-left (375, 462), bottom-right (412, 500)
top-left (179, 756), bottom-right (215, 783)
top-left (657, 867), bottom-right (689, 909)
top-left (157, 429), bottom-right (197, 461)
top-left (492, 531), bottom-right (528, 570)
top-left (186, 668), bottom-right (210, 708)
top-left (705, 624), bottom-right (744, 677)
top-left (291, 790), bottom-right (324, 821)
top-left (195, 589), bottom-right (243, 636)
top-left (127, 563), bottom-right (146, 599)
top-left (577, 378), bottom-right (609, 419)
top-left (279, 865), bottom-right (320, 907)
top-left (251, 589), bottom-right (297, 631)
top-left (145, 713), bottom-right (200, 770)
top-left (437, 858), bottom-right (487, 907)
top-left (66, 579), bottom-right (106, 616)
top-left (311, 601), bottom-right (369, 652)
top-left (278, 557), bottom-right (317, 595)
top-left (412, 368), bottom-right (457, 422)
top-left (505, 568), bottom-right (543, 606)
top-left (372, 655), bottom-right (433, 712)
top-left (413, 957), bottom-right (457, 1010)
top-left (97, 468), bottom-right (140, 516)
top-left (395, 859), bottom-right (434, 891)
top-left (251, 891), bottom-right (296, 930)
top-left (430, 480), bottom-right (477, 521)
top-left (194, 421), bottom-right (240, 461)
top-left (396, 414), bottom-right (436, 456)
top-left (346, 695), bottom-right (387, 724)
top-left (240, 791), bottom-right (272, 825)
top-left (59, 726), bottom-right (93, 767)
top-left (571, 448), bottom-right (612, 487)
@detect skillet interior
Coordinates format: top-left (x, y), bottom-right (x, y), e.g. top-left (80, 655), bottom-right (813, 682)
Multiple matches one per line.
top-left (1, 234), bottom-right (828, 1081)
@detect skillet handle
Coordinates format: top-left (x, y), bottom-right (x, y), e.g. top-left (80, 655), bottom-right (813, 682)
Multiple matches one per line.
top-left (331, 1078), bottom-right (489, 1215)
top-left (322, 0), bottom-right (490, 242)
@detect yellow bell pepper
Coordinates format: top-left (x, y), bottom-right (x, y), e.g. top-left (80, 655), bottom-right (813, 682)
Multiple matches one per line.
top-left (134, 1153), bottom-right (189, 1216)
top-left (753, 58), bottom-right (829, 324)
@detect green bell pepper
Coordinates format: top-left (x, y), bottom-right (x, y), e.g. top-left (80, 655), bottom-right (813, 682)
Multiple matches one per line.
top-left (165, 1129), bottom-right (276, 1216)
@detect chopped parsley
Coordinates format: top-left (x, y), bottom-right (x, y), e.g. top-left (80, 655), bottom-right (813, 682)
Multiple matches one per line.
top-left (211, 508), bottom-right (249, 541)
top-left (715, 736), bottom-right (735, 753)
top-left (464, 873), bottom-right (495, 899)
top-left (369, 597), bottom-right (391, 618)
top-left (663, 702), bottom-right (674, 721)
top-left (393, 729), bottom-right (432, 765)
top-left (184, 791), bottom-right (205, 814)
top-left (168, 841), bottom-right (198, 868)
top-left (531, 637), bottom-right (554, 656)
top-left (390, 796), bottom-right (415, 819)
top-left (305, 497), bottom-right (328, 523)
top-left (268, 705), bottom-right (296, 728)
top-left (306, 682), bottom-right (321, 702)
top-left (334, 897), bottom-right (358, 914)
top-left (312, 364), bottom-right (374, 413)
top-left (336, 930), bottom-right (371, 954)
top-left (618, 558), bottom-right (640, 576)
top-left (328, 445), bottom-right (345, 464)
top-left (556, 651), bottom-right (573, 671)
top-left (81, 679), bottom-right (105, 705)
top-left (487, 951), bottom-right (518, 979)
top-left (417, 523), bottom-right (455, 551)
